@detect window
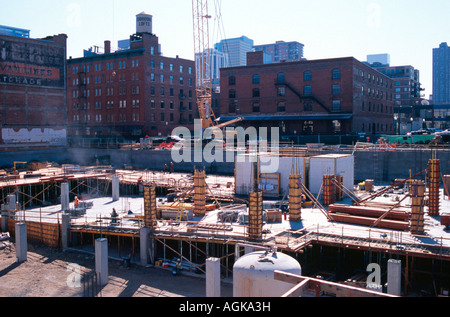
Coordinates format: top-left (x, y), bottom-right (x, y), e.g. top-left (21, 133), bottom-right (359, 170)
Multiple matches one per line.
top-left (277, 102), bottom-right (286, 112)
top-left (180, 65), bottom-right (183, 73)
top-left (161, 101), bottom-right (165, 109)
top-left (278, 87), bottom-right (285, 97)
top-left (277, 73), bottom-right (285, 83)
top-left (180, 77), bottom-right (184, 85)
top-left (229, 76), bottom-right (236, 86)
top-left (304, 71), bottom-right (312, 81)
top-left (229, 90), bottom-right (236, 99)
top-left (332, 84), bottom-right (341, 94)
top-left (252, 88), bottom-right (260, 98)
top-left (161, 113), bottom-right (165, 122)
top-left (332, 100), bottom-right (341, 111)
top-left (304, 102), bottom-right (313, 111)
top-left (252, 74), bottom-right (260, 84)
top-left (252, 102), bottom-right (260, 112)
top-left (151, 60), bottom-right (155, 69)
top-left (160, 62), bottom-right (164, 70)
top-left (229, 103), bottom-right (236, 113)
top-left (332, 68), bottom-right (341, 79)
top-left (304, 85), bottom-right (312, 96)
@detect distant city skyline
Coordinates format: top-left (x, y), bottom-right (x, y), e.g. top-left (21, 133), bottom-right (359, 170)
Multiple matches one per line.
top-left (2, 0), bottom-right (450, 98)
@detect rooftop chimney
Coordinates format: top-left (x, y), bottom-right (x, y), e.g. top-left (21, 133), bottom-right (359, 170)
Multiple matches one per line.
top-left (104, 40), bottom-right (111, 54)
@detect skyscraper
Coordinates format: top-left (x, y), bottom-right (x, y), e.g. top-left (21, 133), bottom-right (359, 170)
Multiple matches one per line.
top-left (214, 36), bottom-right (254, 67)
top-left (433, 42), bottom-right (450, 105)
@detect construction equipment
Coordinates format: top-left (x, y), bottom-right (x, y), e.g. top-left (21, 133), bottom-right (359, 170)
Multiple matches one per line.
top-left (13, 162), bottom-right (27, 174)
top-left (192, 0), bottom-right (243, 131)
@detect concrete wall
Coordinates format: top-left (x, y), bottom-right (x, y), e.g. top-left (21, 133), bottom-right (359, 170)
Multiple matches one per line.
top-left (1, 147), bottom-right (449, 184)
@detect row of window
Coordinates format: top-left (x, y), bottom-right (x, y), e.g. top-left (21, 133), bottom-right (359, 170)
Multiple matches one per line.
top-left (361, 123), bottom-right (393, 133)
top-left (229, 100), bottom-right (342, 113)
top-left (229, 84), bottom-right (342, 99)
top-left (72, 112), bottom-right (141, 123)
top-left (71, 60), bottom-right (192, 75)
top-left (72, 99), bottom-right (141, 111)
top-left (229, 69), bottom-right (342, 86)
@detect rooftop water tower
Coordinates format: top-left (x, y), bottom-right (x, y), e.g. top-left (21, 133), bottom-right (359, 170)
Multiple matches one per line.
top-left (136, 12), bottom-right (153, 34)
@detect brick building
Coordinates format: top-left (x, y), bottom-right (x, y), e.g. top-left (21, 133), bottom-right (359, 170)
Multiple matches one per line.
top-left (0, 28), bottom-right (68, 147)
top-left (219, 55), bottom-right (395, 136)
top-left (67, 13), bottom-right (196, 143)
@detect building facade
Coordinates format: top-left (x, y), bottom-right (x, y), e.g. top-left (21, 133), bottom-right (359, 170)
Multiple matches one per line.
top-left (253, 40), bottom-right (305, 63)
top-left (0, 30), bottom-right (68, 147)
top-left (219, 56), bottom-right (395, 136)
top-left (67, 14), bottom-right (197, 143)
top-left (433, 42), bottom-right (450, 105)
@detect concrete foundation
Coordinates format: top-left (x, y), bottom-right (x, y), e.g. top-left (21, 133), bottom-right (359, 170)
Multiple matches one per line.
top-left (95, 238), bottom-right (109, 286)
top-left (206, 257), bottom-right (221, 297)
top-left (7, 194), bottom-right (16, 212)
top-left (387, 259), bottom-right (402, 296)
top-left (15, 223), bottom-right (27, 263)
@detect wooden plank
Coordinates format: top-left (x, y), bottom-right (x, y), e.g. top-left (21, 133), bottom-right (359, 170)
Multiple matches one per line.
top-left (282, 278), bottom-right (311, 297)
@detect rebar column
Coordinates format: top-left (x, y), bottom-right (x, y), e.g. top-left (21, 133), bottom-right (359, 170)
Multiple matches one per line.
top-left (289, 174), bottom-right (302, 222)
top-left (322, 175), bottom-right (336, 207)
top-left (248, 191), bottom-right (263, 240)
top-left (410, 180), bottom-right (425, 235)
top-left (428, 159), bottom-right (440, 216)
top-left (194, 169), bottom-right (206, 217)
top-left (335, 175), bottom-right (344, 201)
top-left (143, 186), bottom-right (157, 228)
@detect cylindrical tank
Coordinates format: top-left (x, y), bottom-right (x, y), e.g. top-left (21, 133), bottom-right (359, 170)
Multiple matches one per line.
top-left (233, 250), bottom-right (302, 297)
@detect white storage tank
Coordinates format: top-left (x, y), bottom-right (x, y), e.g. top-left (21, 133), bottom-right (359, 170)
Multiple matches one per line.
top-left (233, 249), bottom-right (302, 297)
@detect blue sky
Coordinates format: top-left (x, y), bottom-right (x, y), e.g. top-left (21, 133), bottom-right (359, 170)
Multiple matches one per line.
top-left (1, 0), bottom-right (450, 98)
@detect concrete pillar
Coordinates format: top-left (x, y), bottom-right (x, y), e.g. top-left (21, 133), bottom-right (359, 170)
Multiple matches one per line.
top-left (206, 257), bottom-right (221, 297)
top-left (15, 223), bottom-right (27, 263)
top-left (61, 213), bottom-right (71, 250)
top-left (95, 238), bottom-right (109, 286)
top-left (112, 176), bottom-right (120, 201)
top-left (140, 227), bottom-right (150, 266)
top-left (387, 259), bottom-right (402, 296)
top-left (61, 183), bottom-right (70, 211)
top-left (7, 194), bottom-right (16, 212)
top-left (1, 211), bottom-right (8, 232)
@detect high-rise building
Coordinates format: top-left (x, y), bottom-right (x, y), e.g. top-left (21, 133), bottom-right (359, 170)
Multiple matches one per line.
top-left (253, 41), bottom-right (305, 63)
top-left (0, 28), bottom-right (67, 148)
top-left (433, 42), bottom-right (450, 105)
top-left (67, 13), bottom-right (196, 143)
top-left (195, 48), bottom-right (229, 89)
top-left (214, 36), bottom-right (254, 67)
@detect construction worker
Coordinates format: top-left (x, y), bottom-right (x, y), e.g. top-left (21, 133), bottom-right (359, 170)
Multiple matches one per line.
top-left (74, 196), bottom-right (80, 208)
top-left (164, 164), bottom-right (168, 174)
top-left (170, 162), bottom-right (174, 174)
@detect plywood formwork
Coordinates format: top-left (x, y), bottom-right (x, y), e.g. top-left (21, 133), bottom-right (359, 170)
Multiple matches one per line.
top-left (194, 169), bottom-right (206, 217)
top-left (7, 218), bottom-right (61, 248)
top-left (410, 180), bottom-right (425, 235)
top-left (428, 159), bottom-right (440, 216)
top-left (248, 191), bottom-right (263, 240)
top-left (322, 175), bottom-right (336, 207)
top-left (143, 186), bottom-right (157, 228)
top-left (289, 174), bottom-right (302, 222)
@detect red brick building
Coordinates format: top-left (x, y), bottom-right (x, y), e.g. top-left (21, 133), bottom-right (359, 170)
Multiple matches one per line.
top-left (0, 31), bottom-right (68, 147)
top-left (67, 17), bottom-right (196, 143)
top-left (219, 55), bottom-right (395, 137)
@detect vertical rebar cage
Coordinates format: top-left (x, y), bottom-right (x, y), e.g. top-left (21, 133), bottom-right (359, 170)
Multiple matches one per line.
top-left (289, 174), bottom-right (302, 222)
top-left (410, 180), bottom-right (425, 235)
top-left (428, 159), bottom-right (440, 216)
top-left (144, 186), bottom-right (157, 228)
top-left (248, 191), bottom-right (263, 240)
top-left (194, 169), bottom-right (206, 217)
top-left (322, 175), bottom-right (336, 207)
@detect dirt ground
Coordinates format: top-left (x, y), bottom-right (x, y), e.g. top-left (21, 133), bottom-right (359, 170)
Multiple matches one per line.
top-left (0, 241), bottom-right (233, 297)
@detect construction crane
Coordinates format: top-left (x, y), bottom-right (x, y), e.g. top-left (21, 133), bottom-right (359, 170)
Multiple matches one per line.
top-left (192, 0), bottom-right (243, 131)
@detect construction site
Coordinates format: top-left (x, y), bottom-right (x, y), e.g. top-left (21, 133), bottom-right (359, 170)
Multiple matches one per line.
top-left (0, 144), bottom-right (449, 298)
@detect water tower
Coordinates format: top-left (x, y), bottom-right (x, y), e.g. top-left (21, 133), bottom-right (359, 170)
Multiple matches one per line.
top-left (136, 12), bottom-right (153, 34)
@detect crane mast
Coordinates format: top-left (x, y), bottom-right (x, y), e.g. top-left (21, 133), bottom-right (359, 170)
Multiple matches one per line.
top-left (192, 0), bottom-right (215, 130)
